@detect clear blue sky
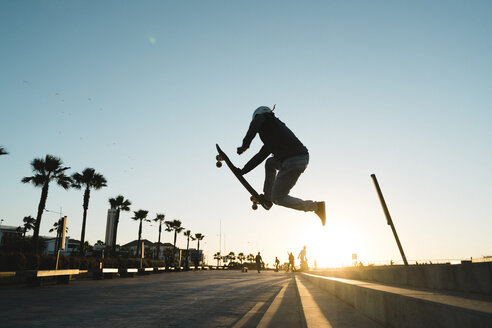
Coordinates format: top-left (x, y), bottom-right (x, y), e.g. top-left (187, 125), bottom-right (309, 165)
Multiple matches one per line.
top-left (1, 1), bottom-right (491, 267)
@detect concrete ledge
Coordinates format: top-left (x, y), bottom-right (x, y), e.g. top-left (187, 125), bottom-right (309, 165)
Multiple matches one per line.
top-left (313, 262), bottom-right (492, 295)
top-left (302, 273), bottom-right (492, 328)
top-left (18, 269), bottom-right (80, 286)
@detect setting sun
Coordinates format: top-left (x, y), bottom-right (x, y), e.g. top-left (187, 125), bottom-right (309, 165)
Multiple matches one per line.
top-left (299, 221), bottom-right (362, 268)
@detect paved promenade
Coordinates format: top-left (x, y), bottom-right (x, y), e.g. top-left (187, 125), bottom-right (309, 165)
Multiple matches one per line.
top-left (1, 270), bottom-right (380, 327)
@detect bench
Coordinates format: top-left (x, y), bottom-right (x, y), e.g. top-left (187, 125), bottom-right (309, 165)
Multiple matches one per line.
top-left (19, 269), bottom-right (80, 286)
top-left (119, 268), bottom-right (138, 278)
top-left (138, 267), bottom-right (154, 275)
top-left (92, 268), bottom-right (119, 280)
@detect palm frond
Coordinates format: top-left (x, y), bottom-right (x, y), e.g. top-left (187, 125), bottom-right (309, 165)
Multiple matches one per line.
top-left (57, 174), bottom-right (73, 189)
top-left (154, 213), bottom-right (165, 222)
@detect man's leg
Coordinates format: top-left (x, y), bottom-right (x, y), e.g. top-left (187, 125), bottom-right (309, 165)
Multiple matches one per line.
top-left (271, 154), bottom-right (317, 212)
top-left (263, 156), bottom-right (281, 201)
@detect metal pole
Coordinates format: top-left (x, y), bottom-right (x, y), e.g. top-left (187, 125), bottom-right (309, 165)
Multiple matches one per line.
top-left (56, 250), bottom-right (60, 270)
top-left (370, 174), bottom-right (409, 266)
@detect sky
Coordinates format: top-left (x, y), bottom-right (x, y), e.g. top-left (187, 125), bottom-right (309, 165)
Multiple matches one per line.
top-left (1, 0), bottom-right (491, 268)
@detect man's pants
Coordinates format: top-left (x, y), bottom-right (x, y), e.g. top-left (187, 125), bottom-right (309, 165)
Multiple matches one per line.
top-left (263, 154), bottom-right (317, 212)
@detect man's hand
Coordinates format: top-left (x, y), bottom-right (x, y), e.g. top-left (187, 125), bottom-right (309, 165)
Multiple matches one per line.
top-left (237, 146), bottom-right (248, 155)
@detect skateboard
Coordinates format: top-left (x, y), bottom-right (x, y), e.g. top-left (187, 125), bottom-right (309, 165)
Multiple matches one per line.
top-left (215, 144), bottom-right (271, 210)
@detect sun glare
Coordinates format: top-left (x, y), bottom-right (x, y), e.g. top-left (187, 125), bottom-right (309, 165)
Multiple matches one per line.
top-left (299, 221), bottom-right (362, 269)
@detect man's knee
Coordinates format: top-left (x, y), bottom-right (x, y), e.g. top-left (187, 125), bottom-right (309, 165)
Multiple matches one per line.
top-left (271, 193), bottom-right (287, 205)
top-left (265, 157), bottom-right (279, 171)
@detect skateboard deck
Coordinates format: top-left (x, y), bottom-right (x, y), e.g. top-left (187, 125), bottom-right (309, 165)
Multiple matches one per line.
top-left (216, 144), bottom-right (270, 210)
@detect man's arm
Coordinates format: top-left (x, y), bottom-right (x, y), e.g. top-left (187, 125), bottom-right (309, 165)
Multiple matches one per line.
top-left (237, 114), bottom-right (266, 154)
top-left (241, 146), bottom-right (270, 174)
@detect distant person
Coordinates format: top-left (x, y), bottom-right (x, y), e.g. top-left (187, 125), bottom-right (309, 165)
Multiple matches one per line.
top-left (288, 252), bottom-right (295, 272)
top-left (298, 246), bottom-right (308, 271)
top-left (236, 106), bottom-right (326, 225)
top-left (255, 252), bottom-right (263, 273)
top-left (275, 256), bottom-right (280, 272)
top-left (298, 246), bottom-right (307, 263)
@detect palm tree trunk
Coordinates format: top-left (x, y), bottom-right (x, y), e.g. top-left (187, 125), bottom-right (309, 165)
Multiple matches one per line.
top-left (137, 219), bottom-right (143, 257)
top-left (156, 222), bottom-right (162, 260)
top-left (33, 182), bottom-right (49, 253)
top-left (173, 231), bottom-right (178, 265)
top-left (112, 209), bottom-right (121, 247)
top-left (79, 187), bottom-right (90, 255)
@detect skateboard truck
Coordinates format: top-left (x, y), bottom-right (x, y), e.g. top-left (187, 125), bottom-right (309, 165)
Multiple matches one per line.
top-left (216, 155), bottom-right (223, 167)
top-left (250, 195), bottom-right (259, 210)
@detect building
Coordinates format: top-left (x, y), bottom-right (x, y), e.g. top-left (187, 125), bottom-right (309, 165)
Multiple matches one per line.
top-left (121, 240), bottom-right (174, 259)
top-left (0, 225), bottom-right (21, 247)
top-left (44, 237), bottom-right (80, 255)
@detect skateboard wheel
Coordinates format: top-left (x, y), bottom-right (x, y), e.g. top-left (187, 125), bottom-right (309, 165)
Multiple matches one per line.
top-left (216, 162), bottom-right (222, 168)
top-left (252, 203), bottom-right (258, 210)
top-left (216, 155), bottom-right (223, 161)
top-left (250, 195), bottom-right (256, 202)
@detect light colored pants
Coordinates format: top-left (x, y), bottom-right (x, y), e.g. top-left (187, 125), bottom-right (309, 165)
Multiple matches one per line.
top-left (263, 154), bottom-right (317, 212)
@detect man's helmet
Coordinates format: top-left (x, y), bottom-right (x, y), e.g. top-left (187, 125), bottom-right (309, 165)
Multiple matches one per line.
top-left (252, 106), bottom-right (272, 120)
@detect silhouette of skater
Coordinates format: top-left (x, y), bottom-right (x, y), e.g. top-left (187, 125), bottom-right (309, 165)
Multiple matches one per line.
top-left (255, 252), bottom-right (263, 273)
top-left (298, 246), bottom-right (308, 271)
top-left (275, 256), bottom-right (280, 271)
top-left (236, 106), bottom-right (326, 225)
top-left (288, 252), bottom-right (295, 272)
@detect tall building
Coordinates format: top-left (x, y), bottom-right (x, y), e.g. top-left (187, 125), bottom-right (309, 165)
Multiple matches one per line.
top-left (105, 208), bottom-right (118, 246)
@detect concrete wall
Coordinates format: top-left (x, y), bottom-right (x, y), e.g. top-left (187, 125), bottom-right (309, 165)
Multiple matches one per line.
top-left (313, 262), bottom-right (492, 294)
top-left (302, 273), bottom-right (492, 328)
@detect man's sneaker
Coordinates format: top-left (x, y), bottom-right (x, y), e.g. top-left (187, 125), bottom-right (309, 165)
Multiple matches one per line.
top-left (315, 201), bottom-right (326, 226)
top-left (259, 194), bottom-right (273, 210)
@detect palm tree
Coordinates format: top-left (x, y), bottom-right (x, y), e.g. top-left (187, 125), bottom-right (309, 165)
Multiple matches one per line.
top-left (153, 213), bottom-right (165, 259)
top-left (238, 252), bottom-right (245, 264)
top-left (183, 230), bottom-right (192, 267)
top-left (49, 218), bottom-right (69, 253)
top-left (131, 209), bottom-right (149, 257)
top-left (72, 168), bottom-right (107, 255)
top-left (193, 233), bottom-right (204, 251)
top-left (21, 155), bottom-right (72, 251)
top-left (192, 233), bottom-right (205, 266)
top-left (21, 216), bottom-right (36, 238)
top-left (108, 195), bottom-right (131, 246)
top-left (183, 230), bottom-right (192, 251)
top-left (214, 252), bottom-right (221, 266)
top-left (0, 146), bottom-right (8, 156)
top-left (165, 220), bottom-right (184, 266)
top-left (165, 219), bottom-right (184, 252)
top-left (247, 253), bottom-right (255, 263)
top-left (228, 251), bottom-right (236, 264)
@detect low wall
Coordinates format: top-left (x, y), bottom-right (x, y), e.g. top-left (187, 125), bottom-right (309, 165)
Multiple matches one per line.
top-left (313, 262), bottom-right (492, 294)
top-left (302, 273), bottom-right (492, 328)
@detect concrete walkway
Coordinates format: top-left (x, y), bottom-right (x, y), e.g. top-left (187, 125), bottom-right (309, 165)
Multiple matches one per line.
top-left (0, 271), bottom-right (382, 327)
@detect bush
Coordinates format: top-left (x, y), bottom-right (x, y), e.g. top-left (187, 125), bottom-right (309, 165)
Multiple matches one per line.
top-left (69, 256), bottom-right (81, 269)
top-left (25, 253), bottom-right (40, 270)
top-left (0, 252), bottom-right (26, 271)
top-left (39, 255), bottom-right (56, 269)
top-left (0, 253), bottom-right (166, 272)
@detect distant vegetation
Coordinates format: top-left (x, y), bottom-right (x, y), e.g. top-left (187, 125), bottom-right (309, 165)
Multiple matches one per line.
top-left (1, 149), bottom-right (205, 270)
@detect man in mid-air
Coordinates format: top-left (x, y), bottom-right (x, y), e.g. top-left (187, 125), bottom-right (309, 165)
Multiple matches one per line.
top-left (237, 106), bottom-right (326, 225)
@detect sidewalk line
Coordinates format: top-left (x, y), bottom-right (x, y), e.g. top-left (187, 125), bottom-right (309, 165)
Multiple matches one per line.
top-left (295, 276), bottom-right (333, 328)
top-left (256, 283), bottom-right (288, 328)
top-left (232, 301), bottom-right (265, 328)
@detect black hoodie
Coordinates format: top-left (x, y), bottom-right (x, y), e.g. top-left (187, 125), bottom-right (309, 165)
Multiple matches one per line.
top-left (241, 113), bottom-right (308, 174)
